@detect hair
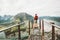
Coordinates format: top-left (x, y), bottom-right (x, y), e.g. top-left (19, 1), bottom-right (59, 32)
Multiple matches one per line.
top-left (35, 14), bottom-right (37, 15)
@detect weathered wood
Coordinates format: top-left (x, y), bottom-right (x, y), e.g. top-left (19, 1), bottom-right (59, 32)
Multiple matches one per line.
top-left (52, 25), bottom-right (55, 40)
top-left (39, 20), bottom-right (41, 29)
top-left (29, 35), bottom-right (41, 40)
top-left (32, 20), bottom-right (33, 29)
top-left (41, 20), bottom-right (44, 40)
top-left (29, 20), bottom-right (30, 35)
top-left (13, 32), bottom-right (16, 36)
top-left (18, 23), bottom-right (21, 40)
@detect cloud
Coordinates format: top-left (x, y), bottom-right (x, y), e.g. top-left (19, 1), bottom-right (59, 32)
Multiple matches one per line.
top-left (0, 0), bottom-right (60, 16)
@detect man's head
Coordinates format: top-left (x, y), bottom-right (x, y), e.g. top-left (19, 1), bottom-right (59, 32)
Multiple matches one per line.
top-left (35, 14), bottom-right (37, 16)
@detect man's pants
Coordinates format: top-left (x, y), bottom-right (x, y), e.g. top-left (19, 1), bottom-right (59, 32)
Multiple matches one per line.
top-left (34, 20), bottom-right (37, 23)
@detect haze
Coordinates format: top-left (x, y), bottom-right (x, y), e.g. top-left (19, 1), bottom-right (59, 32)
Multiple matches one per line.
top-left (0, 0), bottom-right (60, 16)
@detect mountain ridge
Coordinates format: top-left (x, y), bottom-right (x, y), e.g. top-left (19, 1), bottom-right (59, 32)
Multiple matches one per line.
top-left (39, 16), bottom-right (60, 22)
top-left (0, 12), bottom-right (33, 24)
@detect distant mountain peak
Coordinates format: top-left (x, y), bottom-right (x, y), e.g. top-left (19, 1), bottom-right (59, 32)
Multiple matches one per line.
top-left (14, 12), bottom-right (33, 22)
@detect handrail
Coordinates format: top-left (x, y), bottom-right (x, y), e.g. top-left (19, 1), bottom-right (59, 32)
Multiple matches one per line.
top-left (43, 19), bottom-right (60, 40)
top-left (0, 22), bottom-right (25, 32)
top-left (44, 19), bottom-right (60, 29)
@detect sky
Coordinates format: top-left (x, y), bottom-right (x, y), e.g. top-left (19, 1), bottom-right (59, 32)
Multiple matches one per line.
top-left (0, 0), bottom-right (60, 16)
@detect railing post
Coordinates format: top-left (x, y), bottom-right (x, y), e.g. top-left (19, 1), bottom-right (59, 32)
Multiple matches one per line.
top-left (29, 20), bottom-right (30, 35)
top-left (52, 23), bottom-right (55, 40)
top-left (13, 31), bottom-right (16, 36)
top-left (32, 20), bottom-right (33, 29)
top-left (41, 19), bottom-right (44, 40)
top-left (18, 22), bottom-right (21, 40)
top-left (39, 19), bottom-right (41, 29)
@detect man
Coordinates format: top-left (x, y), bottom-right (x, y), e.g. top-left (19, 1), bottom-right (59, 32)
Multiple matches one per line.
top-left (34, 14), bottom-right (38, 23)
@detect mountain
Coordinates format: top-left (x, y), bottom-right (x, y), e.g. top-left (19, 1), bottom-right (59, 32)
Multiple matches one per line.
top-left (0, 15), bottom-right (14, 24)
top-left (14, 12), bottom-right (33, 22)
top-left (39, 16), bottom-right (60, 22)
top-left (0, 12), bottom-right (33, 24)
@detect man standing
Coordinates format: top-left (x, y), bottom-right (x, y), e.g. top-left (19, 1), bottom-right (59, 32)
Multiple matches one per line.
top-left (34, 14), bottom-right (38, 23)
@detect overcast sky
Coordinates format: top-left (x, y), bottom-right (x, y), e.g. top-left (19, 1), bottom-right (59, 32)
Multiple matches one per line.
top-left (0, 0), bottom-right (60, 16)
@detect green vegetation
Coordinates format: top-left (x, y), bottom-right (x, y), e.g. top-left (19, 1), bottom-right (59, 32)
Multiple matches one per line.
top-left (4, 25), bottom-right (27, 33)
top-left (14, 12), bottom-right (33, 22)
top-left (1, 12), bottom-right (60, 40)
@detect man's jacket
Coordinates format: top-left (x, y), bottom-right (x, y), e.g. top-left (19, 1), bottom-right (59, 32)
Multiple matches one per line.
top-left (34, 16), bottom-right (38, 20)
